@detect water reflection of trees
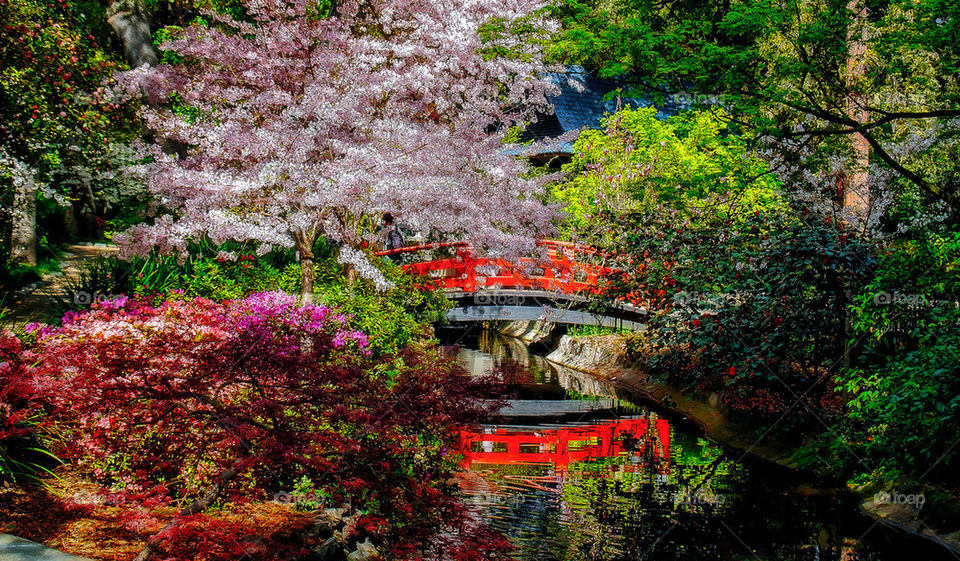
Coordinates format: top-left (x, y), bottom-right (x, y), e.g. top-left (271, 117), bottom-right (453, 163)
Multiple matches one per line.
top-left (461, 413), bottom-right (748, 560)
top-left (551, 427), bottom-right (740, 560)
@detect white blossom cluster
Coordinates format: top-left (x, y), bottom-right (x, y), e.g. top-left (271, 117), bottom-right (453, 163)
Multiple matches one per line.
top-left (337, 245), bottom-right (395, 291)
top-left (112, 0), bottom-right (562, 285)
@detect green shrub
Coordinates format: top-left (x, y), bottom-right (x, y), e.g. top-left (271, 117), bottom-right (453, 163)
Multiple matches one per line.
top-left (58, 240), bottom-right (449, 358)
top-left (55, 240), bottom-right (300, 317)
top-left (815, 229), bottom-right (960, 486)
top-left (565, 324), bottom-right (628, 338)
top-left (603, 204), bottom-right (875, 437)
top-left (304, 255), bottom-right (450, 357)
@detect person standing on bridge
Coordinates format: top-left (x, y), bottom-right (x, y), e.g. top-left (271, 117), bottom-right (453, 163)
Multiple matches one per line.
top-left (379, 212), bottom-right (404, 262)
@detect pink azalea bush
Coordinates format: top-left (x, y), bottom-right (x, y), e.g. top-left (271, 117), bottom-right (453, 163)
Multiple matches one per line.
top-left (10, 292), bottom-right (507, 560)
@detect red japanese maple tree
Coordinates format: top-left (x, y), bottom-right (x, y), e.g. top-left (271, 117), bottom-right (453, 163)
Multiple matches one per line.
top-left (19, 293), bottom-right (507, 560)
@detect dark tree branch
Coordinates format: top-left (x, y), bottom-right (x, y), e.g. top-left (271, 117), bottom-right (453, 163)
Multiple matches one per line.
top-left (858, 129), bottom-right (960, 214)
top-left (132, 456), bottom-right (246, 561)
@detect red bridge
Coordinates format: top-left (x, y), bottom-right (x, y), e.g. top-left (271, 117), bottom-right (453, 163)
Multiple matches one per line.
top-left (377, 240), bottom-right (610, 293)
top-left (458, 416), bottom-right (671, 473)
top-left (377, 240), bottom-right (647, 329)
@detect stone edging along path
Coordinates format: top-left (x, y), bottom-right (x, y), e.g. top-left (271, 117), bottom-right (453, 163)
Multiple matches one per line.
top-left (523, 324), bottom-right (960, 557)
top-left (0, 533), bottom-right (92, 561)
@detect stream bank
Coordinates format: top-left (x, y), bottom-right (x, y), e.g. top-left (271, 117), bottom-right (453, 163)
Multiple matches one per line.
top-left (491, 320), bottom-right (960, 557)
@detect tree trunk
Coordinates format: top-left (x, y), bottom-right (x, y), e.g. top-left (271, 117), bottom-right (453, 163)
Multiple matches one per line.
top-left (293, 228), bottom-right (321, 304)
top-left (10, 167), bottom-right (37, 266)
top-left (843, 0), bottom-right (871, 224)
top-left (300, 250), bottom-right (315, 305)
top-left (107, 0), bottom-right (158, 68)
top-left (343, 261), bottom-right (358, 289)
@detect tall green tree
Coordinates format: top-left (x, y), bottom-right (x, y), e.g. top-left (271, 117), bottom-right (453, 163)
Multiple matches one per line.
top-left (548, 0), bottom-right (960, 216)
top-left (0, 0), bottom-right (138, 264)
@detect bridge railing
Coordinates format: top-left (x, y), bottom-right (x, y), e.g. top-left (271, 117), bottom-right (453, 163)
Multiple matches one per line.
top-left (376, 239), bottom-right (614, 295)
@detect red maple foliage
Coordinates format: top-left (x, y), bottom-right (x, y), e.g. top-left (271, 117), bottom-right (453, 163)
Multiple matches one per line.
top-left (0, 331), bottom-right (48, 482)
top-left (12, 292), bottom-right (509, 560)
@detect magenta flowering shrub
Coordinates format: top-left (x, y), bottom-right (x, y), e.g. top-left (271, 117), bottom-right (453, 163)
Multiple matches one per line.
top-left (18, 292), bottom-right (506, 560)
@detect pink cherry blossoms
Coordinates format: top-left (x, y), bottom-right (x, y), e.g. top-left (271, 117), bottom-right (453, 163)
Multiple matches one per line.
top-left (113, 0), bottom-right (561, 293)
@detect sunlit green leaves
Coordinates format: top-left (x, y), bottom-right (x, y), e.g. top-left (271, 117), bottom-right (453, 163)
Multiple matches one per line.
top-left (553, 107), bottom-right (781, 240)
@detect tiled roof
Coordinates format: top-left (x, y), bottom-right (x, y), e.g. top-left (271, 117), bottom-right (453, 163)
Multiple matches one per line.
top-left (516, 66), bottom-right (683, 155)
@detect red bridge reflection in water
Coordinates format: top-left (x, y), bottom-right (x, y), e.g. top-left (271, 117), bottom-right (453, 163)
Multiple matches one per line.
top-left (458, 416), bottom-right (671, 473)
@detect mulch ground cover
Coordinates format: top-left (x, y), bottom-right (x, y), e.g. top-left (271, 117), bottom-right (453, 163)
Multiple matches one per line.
top-left (0, 468), bottom-right (316, 561)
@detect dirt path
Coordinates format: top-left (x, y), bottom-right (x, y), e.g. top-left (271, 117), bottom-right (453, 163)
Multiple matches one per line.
top-left (1, 244), bottom-right (117, 328)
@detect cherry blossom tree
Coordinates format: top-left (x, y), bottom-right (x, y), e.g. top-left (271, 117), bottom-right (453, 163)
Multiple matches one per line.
top-left (115, 0), bottom-right (560, 300)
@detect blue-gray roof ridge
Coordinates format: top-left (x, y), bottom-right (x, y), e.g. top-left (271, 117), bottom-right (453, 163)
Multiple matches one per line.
top-left (516, 66), bottom-right (683, 152)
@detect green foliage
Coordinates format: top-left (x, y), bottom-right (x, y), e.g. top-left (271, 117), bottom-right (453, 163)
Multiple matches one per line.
top-left (553, 105), bottom-right (871, 433)
top-left (547, 0), bottom-right (960, 211)
top-left (548, 0), bottom-right (958, 121)
top-left (154, 25), bottom-right (186, 65)
top-left (52, 241), bottom-right (298, 322)
top-left (816, 229), bottom-right (960, 485)
top-left (0, 0), bottom-right (144, 244)
top-left (0, 422), bottom-right (60, 484)
top-left (606, 205), bottom-right (873, 434)
top-left (0, 235), bottom-right (61, 295)
top-left (0, 0), bottom-right (128, 155)
top-left (548, 0), bottom-right (960, 498)
top-left (477, 10), bottom-right (553, 61)
top-left (290, 474), bottom-right (330, 511)
top-left (305, 256), bottom-right (451, 357)
top-left (3, 259), bottom-right (59, 290)
top-left (555, 107), bottom-right (782, 239)
top-left (565, 324), bottom-right (625, 337)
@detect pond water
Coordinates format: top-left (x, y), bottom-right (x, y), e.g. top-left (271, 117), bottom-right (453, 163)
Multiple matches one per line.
top-left (440, 326), bottom-right (954, 561)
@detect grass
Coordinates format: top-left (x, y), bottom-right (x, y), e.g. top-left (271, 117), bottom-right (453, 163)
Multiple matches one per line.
top-left (564, 324), bottom-right (630, 338)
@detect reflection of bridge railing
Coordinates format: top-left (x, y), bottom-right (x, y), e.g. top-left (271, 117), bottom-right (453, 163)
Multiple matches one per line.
top-left (376, 240), bottom-right (612, 294)
top-left (458, 417), bottom-right (671, 472)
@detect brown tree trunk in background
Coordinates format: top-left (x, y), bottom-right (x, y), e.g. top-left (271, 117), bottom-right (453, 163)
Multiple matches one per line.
top-left (300, 251), bottom-right (315, 305)
top-left (840, 0), bottom-right (871, 366)
top-left (294, 230), bottom-right (320, 305)
top-left (107, 0), bottom-right (158, 68)
top-left (344, 261), bottom-right (358, 287)
top-left (74, 173), bottom-right (100, 239)
top-left (844, 0), bottom-right (871, 225)
top-left (11, 168), bottom-right (37, 266)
